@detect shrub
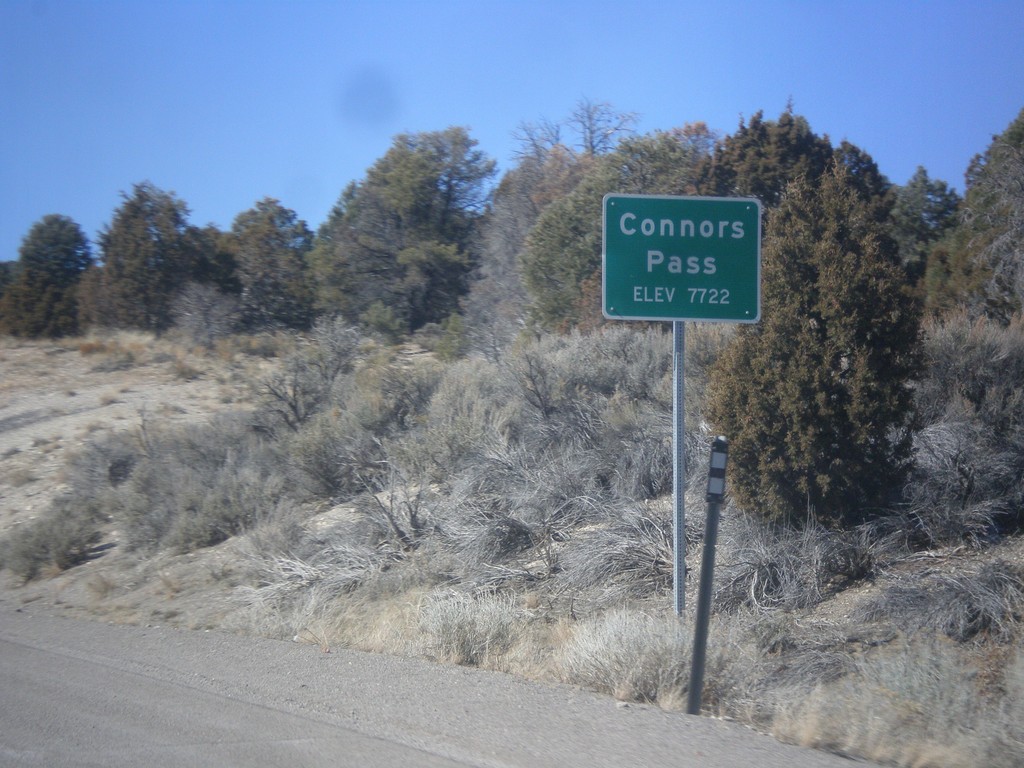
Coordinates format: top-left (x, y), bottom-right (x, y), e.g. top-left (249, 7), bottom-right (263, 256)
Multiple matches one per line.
top-left (254, 318), bottom-right (361, 432)
top-left (774, 640), bottom-right (1004, 767)
top-left (899, 415), bottom-right (1015, 546)
top-left (0, 498), bottom-right (105, 581)
top-left (714, 513), bottom-right (870, 612)
top-left (986, 652), bottom-right (1024, 767)
top-left (0, 429), bottom-right (148, 581)
top-left (287, 409), bottom-right (384, 500)
top-left (415, 357), bottom-right (518, 479)
top-left (352, 467), bottom-right (439, 550)
top-left (561, 609), bottom-right (690, 705)
top-left (238, 519), bottom-right (396, 627)
top-left (855, 560), bottom-right (1024, 642)
top-left (434, 313), bottom-right (468, 361)
top-left (164, 451), bottom-right (288, 552)
top-left (172, 282), bottom-right (240, 348)
top-left (360, 300), bottom-right (403, 343)
top-left (106, 414), bottom-right (288, 553)
top-left (418, 590), bottom-right (526, 666)
top-left (558, 504), bottom-right (674, 603)
top-left (907, 312), bottom-right (1024, 540)
top-left (592, 396), bottom-right (671, 500)
top-left (63, 430), bottom-right (140, 493)
top-left (477, 328), bottom-right (675, 501)
top-left (344, 348), bottom-right (442, 436)
top-left (504, 326), bottom-right (672, 421)
top-left (439, 492), bottom-right (536, 568)
top-left (915, 312), bottom-right (1024, 429)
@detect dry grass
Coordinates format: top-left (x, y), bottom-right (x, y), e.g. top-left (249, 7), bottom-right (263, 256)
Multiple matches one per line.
top-left (172, 355), bottom-right (203, 381)
top-left (418, 590), bottom-right (527, 667)
top-left (85, 572), bottom-right (116, 601)
top-left (6, 466), bottom-right (37, 487)
top-left (772, 640), bottom-right (1024, 767)
top-left (98, 392), bottom-right (121, 406)
top-left (560, 609), bottom-right (691, 705)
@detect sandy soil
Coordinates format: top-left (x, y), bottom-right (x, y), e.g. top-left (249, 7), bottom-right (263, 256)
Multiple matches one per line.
top-left (0, 333), bottom-right (283, 628)
top-left (0, 334), bottom-right (259, 537)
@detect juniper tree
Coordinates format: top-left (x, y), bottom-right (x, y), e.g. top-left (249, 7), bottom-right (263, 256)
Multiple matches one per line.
top-left (695, 109), bottom-right (835, 208)
top-left (91, 182), bottom-right (197, 332)
top-left (0, 262), bottom-right (14, 299)
top-left (230, 198), bottom-right (314, 331)
top-left (707, 163), bottom-right (923, 528)
top-left (0, 214), bottom-right (91, 337)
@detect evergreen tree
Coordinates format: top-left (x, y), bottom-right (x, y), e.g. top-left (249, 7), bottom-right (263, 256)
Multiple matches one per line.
top-left (707, 164), bottom-right (923, 528)
top-left (190, 224), bottom-right (241, 296)
top-left (890, 166), bottom-right (960, 283)
top-left (0, 215), bottom-right (91, 337)
top-left (309, 127), bottom-right (495, 334)
top-left (926, 108), bottom-right (1024, 320)
top-left (695, 109), bottom-right (835, 208)
top-left (520, 110), bottom-right (895, 332)
top-left (306, 185), bottom-right (357, 318)
top-left (230, 198), bottom-right (313, 330)
top-left (0, 261), bottom-right (14, 300)
top-left (520, 159), bottom-right (616, 331)
top-left (522, 127), bottom-right (714, 330)
top-left (832, 140), bottom-right (894, 222)
top-left (90, 182), bottom-right (197, 331)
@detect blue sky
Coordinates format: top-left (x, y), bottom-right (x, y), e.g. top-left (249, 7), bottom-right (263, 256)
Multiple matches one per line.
top-left (2, 0), bottom-right (1022, 262)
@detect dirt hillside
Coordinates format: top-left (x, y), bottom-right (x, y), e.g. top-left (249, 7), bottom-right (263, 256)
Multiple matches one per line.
top-left (0, 333), bottom-right (280, 623)
top-left (0, 334), bottom-right (252, 534)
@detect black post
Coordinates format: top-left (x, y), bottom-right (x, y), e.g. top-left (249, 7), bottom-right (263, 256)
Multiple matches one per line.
top-left (687, 436), bottom-right (728, 716)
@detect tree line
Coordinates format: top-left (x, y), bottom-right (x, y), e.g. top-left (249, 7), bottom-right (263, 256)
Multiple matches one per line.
top-left (5, 105), bottom-right (1019, 342)
top-left (1, 102), bottom-right (1022, 532)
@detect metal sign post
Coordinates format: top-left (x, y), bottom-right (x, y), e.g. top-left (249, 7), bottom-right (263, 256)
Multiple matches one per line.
top-left (672, 321), bottom-right (685, 615)
top-left (602, 194), bottom-right (760, 618)
top-left (688, 436), bottom-right (729, 714)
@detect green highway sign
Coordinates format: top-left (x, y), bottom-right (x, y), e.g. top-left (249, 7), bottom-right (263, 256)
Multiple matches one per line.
top-left (603, 194), bottom-right (761, 322)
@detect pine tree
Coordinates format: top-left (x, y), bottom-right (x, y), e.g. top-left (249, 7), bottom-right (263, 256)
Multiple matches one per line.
top-left (522, 128), bottom-right (713, 330)
top-left (520, 159), bottom-right (617, 331)
top-left (91, 182), bottom-right (197, 332)
top-left (230, 198), bottom-right (313, 330)
top-left (0, 215), bottom-right (91, 337)
top-left (0, 262), bottom-right (14, 299)
top-left (890, 167), bottom-right (960, 283)
top-left (707, 164), bottom-right (922, 528)
top-left (926, 108), bottom-right (1024, 321)
top-left (309, 127), bottom-right (495, 334)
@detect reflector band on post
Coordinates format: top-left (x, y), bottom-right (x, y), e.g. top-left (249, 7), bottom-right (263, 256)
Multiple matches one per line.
top-left (705, 437), bottom-right (728, 502)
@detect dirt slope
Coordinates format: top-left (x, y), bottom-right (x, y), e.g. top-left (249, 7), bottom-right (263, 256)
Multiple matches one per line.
top-left (0, 334), bottom-right (258, 539)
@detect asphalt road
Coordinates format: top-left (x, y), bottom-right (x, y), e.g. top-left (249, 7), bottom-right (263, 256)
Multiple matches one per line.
top-left (0, 604), bottom-right (871, 768)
